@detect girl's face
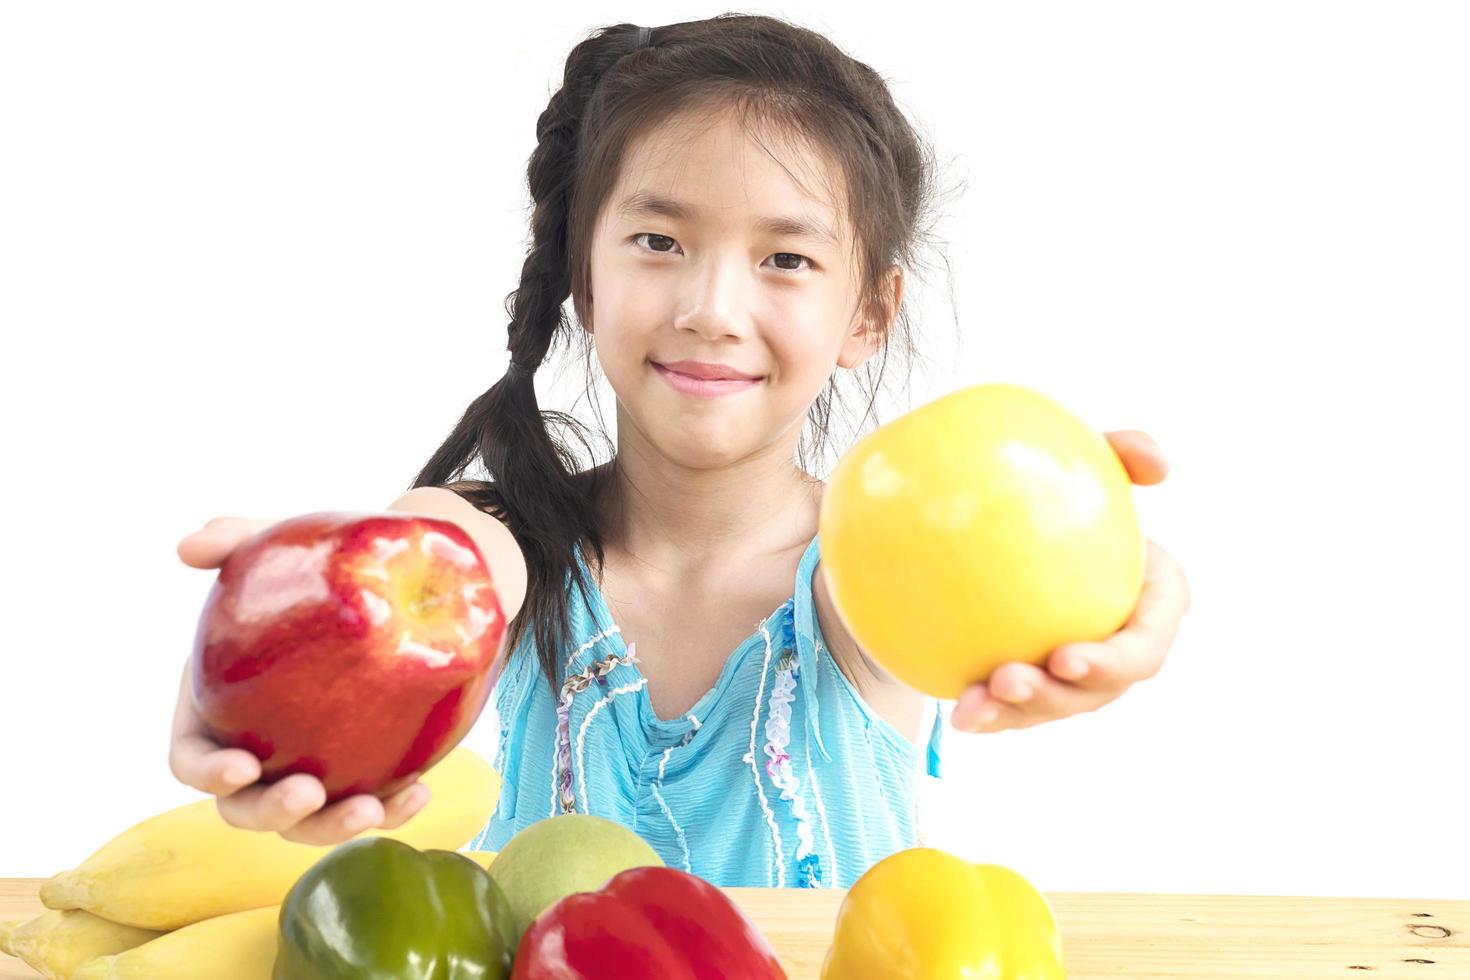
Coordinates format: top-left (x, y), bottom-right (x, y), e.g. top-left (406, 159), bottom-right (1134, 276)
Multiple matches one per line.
top-left (585, 108), bottom-right (893, 471)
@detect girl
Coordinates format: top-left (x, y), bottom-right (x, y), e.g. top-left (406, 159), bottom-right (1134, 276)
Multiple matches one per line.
top-left (170, 15), bottom-right (1189, 888)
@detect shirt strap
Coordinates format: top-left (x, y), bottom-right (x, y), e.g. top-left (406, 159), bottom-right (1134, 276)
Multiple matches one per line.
top-left (925, 700), bottom-right (946, 779)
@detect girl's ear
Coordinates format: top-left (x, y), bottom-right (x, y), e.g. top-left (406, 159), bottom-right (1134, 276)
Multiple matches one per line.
top-left (837, 265), bottom-right (904, 370)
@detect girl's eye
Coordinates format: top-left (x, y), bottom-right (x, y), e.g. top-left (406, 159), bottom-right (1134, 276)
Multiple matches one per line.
top-left (631, 233), bottom-right (813, 272)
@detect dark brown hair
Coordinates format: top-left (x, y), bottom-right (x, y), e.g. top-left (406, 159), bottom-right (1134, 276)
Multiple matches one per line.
top-left (410, 14), bottom-right (957, 694)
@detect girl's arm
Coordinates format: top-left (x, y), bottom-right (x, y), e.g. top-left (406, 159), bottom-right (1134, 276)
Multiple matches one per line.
top-left (812, 559), bottom-right (931, 746)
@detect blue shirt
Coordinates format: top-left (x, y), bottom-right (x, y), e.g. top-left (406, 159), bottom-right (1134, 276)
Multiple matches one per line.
top-left (466, 532), bottom-right (946, 888)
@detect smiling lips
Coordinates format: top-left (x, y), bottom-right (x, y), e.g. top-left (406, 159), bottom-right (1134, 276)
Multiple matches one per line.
top-left (652, 359), bottom-right (764, 397)
top-left (656, 359), bottom-right (762, 380)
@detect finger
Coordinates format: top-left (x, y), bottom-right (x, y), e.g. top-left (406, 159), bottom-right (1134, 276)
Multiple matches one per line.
top-left (989, 660), bottom-right (1106, 719)
top-left (1047, 539), bottom-right (1186, 685)
top-left (169, 732), bottom-right (261, 797)
top-left (1108, 539), bottom-right (1189, 677)
top-left (277, 793), bottom-right (389, 847)
top-left (951, 684), bottom-right (1037, 734)
top-left (1048, 641), bottom-right (1110, 685)
top-left (168, 663), bottom-right (263, 795)
top-left (951, 684), bottom-right (1012, 733)
top-left (216, 772), bottom-right (328, 833)
top-left (1050, 639), bottom-right (1138, 691)
top-left (176, 517), bottom-right (275, 569)
top-left (1149, 538), bottom-right (1192, 616)
top-left (985, 662), bottom-right (1054, 705)
top-left (1104, 430), bottom-right (1170, 486)
top-left (378, 780), bottom-right (432, 831)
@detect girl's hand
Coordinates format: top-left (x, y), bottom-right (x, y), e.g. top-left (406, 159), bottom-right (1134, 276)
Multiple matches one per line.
top-left (950, 431), bottom-right (1192, 733)
top-left (169, 516), bottom-right (432, 845)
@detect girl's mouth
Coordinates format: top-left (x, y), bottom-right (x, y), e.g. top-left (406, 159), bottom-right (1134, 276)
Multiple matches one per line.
top-left (652, 362), bottom-right (763, 398)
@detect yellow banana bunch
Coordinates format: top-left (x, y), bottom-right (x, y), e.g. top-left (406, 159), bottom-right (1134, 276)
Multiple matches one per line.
top-left (40, 746), bottom-right (501, 930)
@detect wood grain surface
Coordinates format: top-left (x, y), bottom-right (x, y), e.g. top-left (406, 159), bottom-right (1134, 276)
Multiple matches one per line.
top-left (3, 879), bottom-right (1465, 978)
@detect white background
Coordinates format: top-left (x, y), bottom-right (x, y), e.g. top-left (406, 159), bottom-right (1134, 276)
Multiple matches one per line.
top-left (2, 2), bottom-right (1466, 900)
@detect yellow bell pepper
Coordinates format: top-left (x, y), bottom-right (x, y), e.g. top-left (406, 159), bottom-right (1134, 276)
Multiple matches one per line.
top-left (822, 847), bottom-right (1065, 979)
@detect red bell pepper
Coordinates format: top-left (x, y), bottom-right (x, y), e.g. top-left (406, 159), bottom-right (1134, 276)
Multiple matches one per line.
top-left (509, 865), bottom-right (787, 980)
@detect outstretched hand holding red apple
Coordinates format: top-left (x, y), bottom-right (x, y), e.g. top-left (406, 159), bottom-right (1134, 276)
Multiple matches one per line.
top-left (169, 512), bottom-right (509, 846)
top-left (171, 516), bottom-right (429, 845)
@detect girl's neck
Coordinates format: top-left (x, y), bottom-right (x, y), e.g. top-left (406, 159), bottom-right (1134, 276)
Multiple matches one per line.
top-left (595, 442), bottom-right (820, 570)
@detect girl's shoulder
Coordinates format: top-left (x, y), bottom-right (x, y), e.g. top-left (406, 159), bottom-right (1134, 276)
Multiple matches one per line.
top-left (442, 479), bottom-right (509, 523)
top-left (410, 482), bottom-right (529, 626)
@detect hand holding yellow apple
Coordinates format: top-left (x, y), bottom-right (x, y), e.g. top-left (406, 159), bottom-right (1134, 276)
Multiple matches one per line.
top-left (819, 384), bottom-right (1192, 734)
top-left (962, 428), bottom-right (1190, 734)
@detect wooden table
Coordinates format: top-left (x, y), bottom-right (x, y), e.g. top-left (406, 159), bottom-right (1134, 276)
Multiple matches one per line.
top-left (4, 878), bottom-right (1465, 978)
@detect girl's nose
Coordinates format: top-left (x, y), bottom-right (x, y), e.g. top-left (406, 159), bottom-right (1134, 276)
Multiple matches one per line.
top-left (673, 259), bottom-right (755, 340)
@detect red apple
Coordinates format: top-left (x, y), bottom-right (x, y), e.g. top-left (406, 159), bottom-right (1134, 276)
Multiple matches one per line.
top-left (190, 511), bottom-right (508, 803)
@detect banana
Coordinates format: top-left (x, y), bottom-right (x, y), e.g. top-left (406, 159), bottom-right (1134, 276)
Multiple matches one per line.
top-left (0, 909), bottom-right (163, 979)
top-left (72, 905), bottom-right (278, 980)
top-left (41, 746), bottom-right (500, 930)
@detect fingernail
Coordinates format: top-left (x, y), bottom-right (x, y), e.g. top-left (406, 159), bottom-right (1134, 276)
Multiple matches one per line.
top-left (975, 703), bottom-right (1000, 727)
top-left (1004, 682), bottom-right (1033, 703)
top-left (223, 765), bottom-right (253, 785)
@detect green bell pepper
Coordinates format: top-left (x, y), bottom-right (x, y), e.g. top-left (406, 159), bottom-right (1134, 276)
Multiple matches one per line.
top-left (274, 836), bottom-right (517, 979)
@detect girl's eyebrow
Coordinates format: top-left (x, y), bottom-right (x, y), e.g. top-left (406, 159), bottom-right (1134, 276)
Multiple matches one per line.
top-left (616, 191), bottom-right (838, 247)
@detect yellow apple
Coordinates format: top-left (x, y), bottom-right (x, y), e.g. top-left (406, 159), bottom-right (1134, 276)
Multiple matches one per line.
top-left (819, 383), bottom-right (1145, 699)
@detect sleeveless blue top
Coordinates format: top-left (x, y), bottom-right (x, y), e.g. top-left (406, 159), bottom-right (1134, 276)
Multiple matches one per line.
top-left (466, 533), bottom-right (946, 889)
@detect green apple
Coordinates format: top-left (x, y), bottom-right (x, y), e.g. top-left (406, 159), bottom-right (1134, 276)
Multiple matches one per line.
top-left (487, 814), bottom-right (664, 937)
